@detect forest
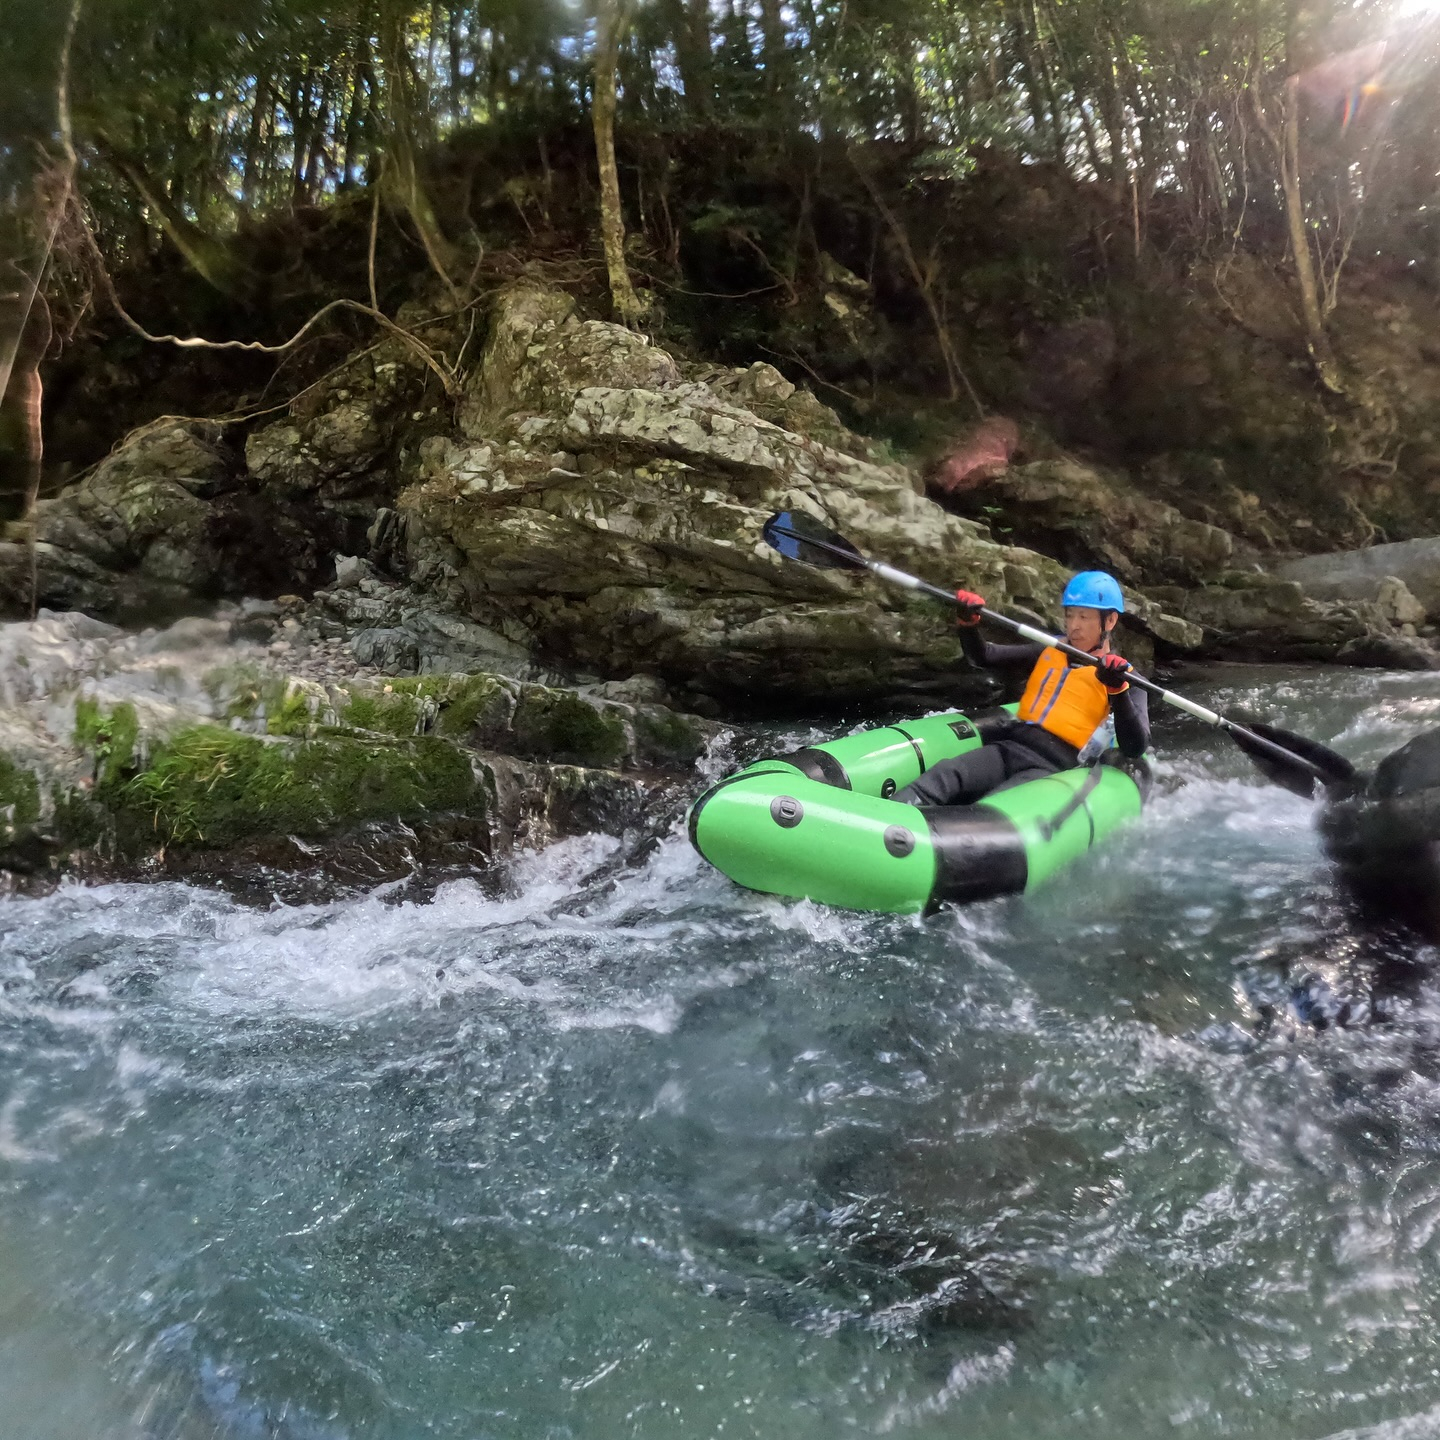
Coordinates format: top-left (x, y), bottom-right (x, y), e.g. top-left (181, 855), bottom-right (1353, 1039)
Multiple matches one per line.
top-left (2, 0), bottom-right (1438, 492)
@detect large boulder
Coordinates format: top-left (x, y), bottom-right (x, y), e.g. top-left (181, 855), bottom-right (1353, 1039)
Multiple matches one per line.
top-left (245, 337), bottom-right (432, 497)
top-left (397, 282), bottom-right (1199, 707)
top-left (942, 453), bottom-right (1235, 587)
top-left (1172, 573), bottom-right (1440, 668)
top-left (0, 419), bottom-right (232, 616)
top-left (1274, 538), bottom-right (1440, 618)
top-left (3, 330), bottom-right (444, 621)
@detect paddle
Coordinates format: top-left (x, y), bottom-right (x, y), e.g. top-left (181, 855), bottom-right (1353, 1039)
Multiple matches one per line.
top-left (763, 510), bottom-right (1356, 799)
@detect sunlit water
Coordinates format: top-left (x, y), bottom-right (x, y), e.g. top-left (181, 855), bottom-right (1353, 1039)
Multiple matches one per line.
top-left (8, 666), bottom-right (1440, 1438)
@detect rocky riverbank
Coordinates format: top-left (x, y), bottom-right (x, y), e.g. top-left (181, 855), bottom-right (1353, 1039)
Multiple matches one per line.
top-left (0, 605), bottom-right (734, 899)
top-left (0, 276), bottom-right (1435, 888)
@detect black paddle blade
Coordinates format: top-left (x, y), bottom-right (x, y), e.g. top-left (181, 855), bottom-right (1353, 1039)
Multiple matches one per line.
top-left (1229, 721), bottom-right (1357, 800)
top-left (763, 511), bottom-right (866, 570)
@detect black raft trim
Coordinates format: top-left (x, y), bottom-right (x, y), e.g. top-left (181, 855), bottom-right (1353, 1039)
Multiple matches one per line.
top-left (889, 724), bottom-right (927, 776)
top-left (920, 806), bottom-right (1029, 909)
top-left (686, 768), bottom-right (790, 855)
top-left (778, 747), bottom-right (851, 790)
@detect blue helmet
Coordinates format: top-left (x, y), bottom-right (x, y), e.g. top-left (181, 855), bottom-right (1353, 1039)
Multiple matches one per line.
top-left (1062, 571), bottom-right (1125, 613)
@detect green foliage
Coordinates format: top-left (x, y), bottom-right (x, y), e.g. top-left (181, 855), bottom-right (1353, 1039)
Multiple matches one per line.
top-left (0, 755), bottom-right (41, 839)
top-left (339, 674), bottom-right (509, 740)
top-left (6, 0), bottom-right (1431, 275)
top-left (5, 0), bottom-right (1436, 437)
top-left (74, 697), bottom-right (139, 787)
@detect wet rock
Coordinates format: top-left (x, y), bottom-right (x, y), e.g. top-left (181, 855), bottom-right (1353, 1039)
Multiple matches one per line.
top-left (315, 578), bottom-right (539, 679)
top-left (1336, 631), bottom-right (1440, 670)
top-left (1321, 730), bottom-right (1440, 936)
top-left (0, 609), bottom-right (730, 887)
top-left (1178, 573), bottom-right (1439, 666)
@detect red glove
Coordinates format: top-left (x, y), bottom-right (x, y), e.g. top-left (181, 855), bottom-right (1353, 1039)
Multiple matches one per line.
top-left (1096, 653), bottom-right (1131, 693)
top-left (954, 590), bottom-right (986, 627)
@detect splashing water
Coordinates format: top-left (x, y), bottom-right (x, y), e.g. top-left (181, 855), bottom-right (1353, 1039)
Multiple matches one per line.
top-left (8, 666), bottom-right (1440, 1439)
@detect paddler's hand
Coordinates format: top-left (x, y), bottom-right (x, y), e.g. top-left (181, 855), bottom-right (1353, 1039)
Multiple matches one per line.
top-left (954, 590), bottom-right (986, 627)
top-left (1096, 653), bottom-right (1132, 692)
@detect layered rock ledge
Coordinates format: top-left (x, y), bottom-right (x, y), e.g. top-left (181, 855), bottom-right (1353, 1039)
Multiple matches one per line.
top-left (0, 609), bottom-right (730, 897)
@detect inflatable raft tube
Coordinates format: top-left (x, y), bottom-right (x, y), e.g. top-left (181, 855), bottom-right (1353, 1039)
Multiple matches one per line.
top-left (688, 710), bottom-right (1154, 914)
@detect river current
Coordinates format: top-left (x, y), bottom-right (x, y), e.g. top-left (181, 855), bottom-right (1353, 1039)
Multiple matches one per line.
top-left (6, 665), bottom-right (1440, 1439)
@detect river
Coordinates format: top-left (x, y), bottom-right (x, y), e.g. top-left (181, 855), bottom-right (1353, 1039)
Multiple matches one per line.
top-left (4, 664), bottom-right (1440, 1439)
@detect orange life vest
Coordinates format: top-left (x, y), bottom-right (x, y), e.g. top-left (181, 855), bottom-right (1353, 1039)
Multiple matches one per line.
top-left (1016, 647), bottom-right (1116, 750)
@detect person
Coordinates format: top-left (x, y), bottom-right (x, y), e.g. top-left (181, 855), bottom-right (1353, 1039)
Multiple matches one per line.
top-left (895, 571), bottom-right (1150, 807)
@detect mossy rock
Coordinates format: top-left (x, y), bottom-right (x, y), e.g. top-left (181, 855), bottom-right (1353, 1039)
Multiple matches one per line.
top-left (631, 705), bottom-right (707, 768)
top-left (97, 723), bottom-right (479, 852)
top-left (340, 673), bottom-right (515, 743)
top-left (0, 753), bottom-right (40, 844)
top-left (510, 689), bottom-right (628, 769)
top-left (75, 697), bottom-right (140, 786)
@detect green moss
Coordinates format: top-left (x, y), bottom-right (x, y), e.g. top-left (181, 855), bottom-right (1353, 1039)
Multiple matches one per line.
top-left (110, 724), bottom-right (479, 849)
top-left (632, 706), bottom-right (705, 767)
top-left (429, 674), bottom-right (509, 739)
top-left (341, 687), bottom-right (427, 737)
top-left (512, 690), bottom-right (627, 769)
top-left (75, 698), bottom-right (139, 787)
top-left (266, 684), bottom-right (316, 737)
top-left (0, 754), bottom-right (40, 840)
top-left (341, 674), bottom-right (512, 741)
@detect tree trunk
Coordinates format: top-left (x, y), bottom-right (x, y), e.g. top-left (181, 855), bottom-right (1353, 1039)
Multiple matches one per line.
top-left (758, 0), bottom-right (788, 97)
top-left (1251, 76), bottom-right (1343, 392)
top-left (342, 55), bottom-right (369, 188)
top-left (592, 0), bottom-right (647, 323)
top-left (448, 4), bottom-right (464, 120)
top-left (241, 74), bottom-right (270, 207)
top-left (1279, 77), bottom-right (1340, 387)
top-left (663, 0), bottom-right (712, 119)
top-left (102, 143), bottom-right (238, 292)
top-left (0, 287), bottom-right (49, 506)
top-left (376, 0), bottom-right (463, 296)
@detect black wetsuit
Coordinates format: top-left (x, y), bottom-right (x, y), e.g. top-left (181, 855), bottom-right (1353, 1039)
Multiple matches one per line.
top-left (895, 629), bottom-right (1151, 807)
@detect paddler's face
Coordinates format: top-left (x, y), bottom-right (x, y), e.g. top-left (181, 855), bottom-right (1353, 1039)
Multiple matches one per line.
top-left (1064, 606), bottom-right (1112, 652)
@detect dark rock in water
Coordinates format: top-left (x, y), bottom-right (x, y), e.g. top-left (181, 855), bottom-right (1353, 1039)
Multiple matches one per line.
top-left (1336, 629), bottom-right (1440, 671)
top-left (1321, 730), bottom-right (1440, 938)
